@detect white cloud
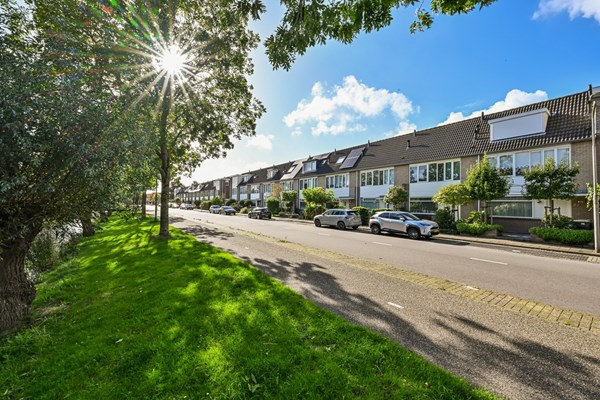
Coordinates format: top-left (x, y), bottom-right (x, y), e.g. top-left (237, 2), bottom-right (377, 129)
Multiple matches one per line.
top-left (291, 127), bottom-right (303, 137)
top-left (534, 0), bottom-right (600, 23)
top-left (247, 134), bottom-right (274, 150)
top-left (284, 75), bottom-right (415, 136)
top-left (439, 89), bottom-right (549, 125)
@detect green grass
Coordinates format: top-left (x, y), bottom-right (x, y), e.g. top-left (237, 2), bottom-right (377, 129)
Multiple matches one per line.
top-left (1, 218), bottom-right (498, 399)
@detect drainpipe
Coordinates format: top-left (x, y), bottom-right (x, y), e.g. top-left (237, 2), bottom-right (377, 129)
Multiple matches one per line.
top-left (590, 89), bottom-right (600, 252)
top-left (355, 172), bottom-right (360, 207)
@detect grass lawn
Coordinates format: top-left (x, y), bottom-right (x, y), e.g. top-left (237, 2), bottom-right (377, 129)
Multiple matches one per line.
top-left (1, 218), bottom-right (498, 399)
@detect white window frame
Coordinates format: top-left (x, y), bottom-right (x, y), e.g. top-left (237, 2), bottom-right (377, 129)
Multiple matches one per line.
top-left (410, 160), bottom-right (460, 184)
top-left (303, 161), bottom-right (317, 173)
top-left (360, 168), bottom-right (394, 187)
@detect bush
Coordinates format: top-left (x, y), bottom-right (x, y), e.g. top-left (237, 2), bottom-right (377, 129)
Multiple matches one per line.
top-left (529, 227), bottom-right (593, 245)
top-left (434, 208), bottom-right (455, 230)
top-left (467, 211), bottom-right (486, 223)
top-left (266, 197), bottom-right (280, 214)
top-left (200, 201), bottom-right (211, 210)
top-left (193, 199), bottom-right (201, 208)
top-left (456, 222), bottom-right (503, 236)
top-left (211, 196), bottom-right (223, 206)
top-left (277, 212), bottom-right (288, 217)
top-left (541, 214), bottom-right (573, 229)
top-left (303, 205), bottom-right (326, 220)
top-left (225, 198), bottom-right (237, 206)
top-left (352, 206), bottom-right (370, 226)
top-left (240, 200), bottom-right (253, 208)
top-left (240, 207), bottom-right (250, 214)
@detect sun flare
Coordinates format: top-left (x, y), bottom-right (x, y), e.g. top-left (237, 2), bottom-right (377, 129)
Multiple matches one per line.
top-left (157, 44), bottom-right (187, 75)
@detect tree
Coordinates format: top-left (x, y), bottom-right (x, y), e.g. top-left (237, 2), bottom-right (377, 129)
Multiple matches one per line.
top-left (281, 190), bottom-right (298, 212)
top-left (266, 197), bottom-right (281, 214)
top-left (266, 0), bottom-right (499, 69)
top-left (302, 187), bottom-right (336, 207)
top-left (464, 156), bottom-right (510, 223)
top-left (523, 158), bottom-right (579, 226)
top-left (432, 183), bottom-right (471, 219)
top-left (383, 186), bottom-right (408, 210)
top-left (0, 1), bottom-right (146, 332)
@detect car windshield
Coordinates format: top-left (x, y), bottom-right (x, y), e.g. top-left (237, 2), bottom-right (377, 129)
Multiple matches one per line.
top-left (399, 212), bottom-right (420, 221)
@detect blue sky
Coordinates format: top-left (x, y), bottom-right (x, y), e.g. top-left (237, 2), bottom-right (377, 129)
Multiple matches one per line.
top-left (188, 0), bottom-right (600, 183)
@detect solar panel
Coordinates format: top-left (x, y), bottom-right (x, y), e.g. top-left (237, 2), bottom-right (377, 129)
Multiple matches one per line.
top-left (340, 147), bottom-right (364, 169)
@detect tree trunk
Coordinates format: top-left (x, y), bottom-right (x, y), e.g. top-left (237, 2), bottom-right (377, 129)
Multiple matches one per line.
top-left (0, 230), bottom-right (40, 333)
top-left (141, 191), bottom-right (147, 219)
top-left (81, 214), bottom-right (95, 237)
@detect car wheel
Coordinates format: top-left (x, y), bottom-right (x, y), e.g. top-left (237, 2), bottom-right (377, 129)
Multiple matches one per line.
top-left (258, 215), bottom-right (262, 219)
top-left (370, 224), bottom-right (381, 235)
top-left (314, 219), bottom-right (321, 227)
top-left (248, 214), bottom-right (252, 218)
top-left (337, 221), bottom-right (346, 230)
top-left (352, 226), bottom-right (359, 230)
top-left (407, 227), bottom-right (420, 240)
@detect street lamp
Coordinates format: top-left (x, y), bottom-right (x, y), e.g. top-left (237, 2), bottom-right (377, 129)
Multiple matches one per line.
top-left (590, 86), bottom-right (600, 252)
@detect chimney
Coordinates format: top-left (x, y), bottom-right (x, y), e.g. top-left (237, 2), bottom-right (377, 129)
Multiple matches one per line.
top-left (413, 129), bottom-right (417, 137)
top-left (406, 140), bottom-right (411, 149)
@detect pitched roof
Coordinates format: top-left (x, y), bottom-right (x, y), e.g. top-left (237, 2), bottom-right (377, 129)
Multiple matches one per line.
top-left (356, 90), bottom-right (591, 169)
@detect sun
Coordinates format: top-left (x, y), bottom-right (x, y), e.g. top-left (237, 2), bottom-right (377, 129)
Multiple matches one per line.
top-left (157, 44), bottom-right (187, 76)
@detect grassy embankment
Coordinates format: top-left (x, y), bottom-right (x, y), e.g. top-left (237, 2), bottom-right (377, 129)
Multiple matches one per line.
top-left (1, 218), bottom-right (498, 399)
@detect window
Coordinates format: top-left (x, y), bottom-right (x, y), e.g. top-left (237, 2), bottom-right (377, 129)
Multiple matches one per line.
top-left (336, 156), bottom-right (346, 164)
top-left (418, 165), bottom-right (427, 182)
top-left (360, 169), bottom-right (394, 186)
top-left (281, 181), bottom-right (292, 191)
top-left (267, 169), bottom-right (276, 179)
top-left (326, 174), bottom-right (349, 189)
top-left (428, 164), bottom-right (437, 182)
top-left (490, 199), bottom-right (533, 218)
top-left (531, 151), bottom-right (542, 168)
top-left (263, 184), bottom-right (272, 193)
top-left (499, 155), bottom-right (513, 176)
top-left (410, 167), bottom-right (417, 183)
top-left (240, 187), bottom-right (247, 195)
top-left (251, 185), bottom-right (260, 194)
top-left (410, 161), bottom-right (460, 183)
top-left (557, 148), bottom-right (570, 165)
top-left (299, 178), bottom-right (318, 190)
top-left (515, 152), bottom-right (529, 176)
top-left (303, 161), bottom-right (317, 173)
top-left (487, 156), bottom-right (498, 168)
top-left (544, 149), bottom-right (554, 162)
top-left (409, 198), bottom-right (437, 214)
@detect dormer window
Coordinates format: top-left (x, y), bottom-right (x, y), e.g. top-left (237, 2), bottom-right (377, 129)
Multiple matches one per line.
top-left (489, 108), bottom-right (550, 141)
top-left (267, 169), bottom-right (277, 179)
top-left (336, 156), bottom-right (346, 164)
top-left (303, 160), bottom-right (317, 173)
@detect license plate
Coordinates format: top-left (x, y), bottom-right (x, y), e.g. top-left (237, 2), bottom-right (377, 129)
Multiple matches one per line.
top-left (431, 229), bottom-right (440, 235)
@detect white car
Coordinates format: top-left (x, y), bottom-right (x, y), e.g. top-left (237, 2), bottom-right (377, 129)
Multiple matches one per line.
top-left (369, 211), bottom-right (439, 239)
top-left (313, 209), bottom-right (361, 230)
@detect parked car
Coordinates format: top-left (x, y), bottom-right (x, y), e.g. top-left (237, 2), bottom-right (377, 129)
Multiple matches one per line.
top-left (369, 211), bottom-right (440, 239)
top-left (181, 203), bottom-right (193, 210)
top-left (248, 207), bottom-right (271, 219)
top-left (209, 205), bottom-right (222, 214)
top-left (313, 209), bottom-right (361, 230)
top-left (220, 206), bottom-right (236, 215)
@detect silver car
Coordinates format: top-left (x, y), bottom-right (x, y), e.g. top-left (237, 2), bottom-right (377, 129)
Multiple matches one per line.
top-left (314, 209), bottom-right (361, 230)
top-left (369, 211), bottom-right (439, 239)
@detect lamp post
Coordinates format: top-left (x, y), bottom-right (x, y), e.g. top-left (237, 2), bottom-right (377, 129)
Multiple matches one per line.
top-left (590, 87), bottom-right (600, 252)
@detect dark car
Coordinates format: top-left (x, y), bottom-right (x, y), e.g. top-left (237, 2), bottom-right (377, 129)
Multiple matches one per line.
top-left (248, 207), bottom-right (271, 219)
top-left (369, 211), bottom-right (440, 239)
top-left (220, 206), bottom-right (236, 215)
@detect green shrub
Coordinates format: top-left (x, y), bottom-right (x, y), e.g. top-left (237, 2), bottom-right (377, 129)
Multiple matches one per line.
top-left (434, 207), bottom-right (455, 230)
top-left (225, 198), bottom-right (237, 206)
top-left (200, 200), bottom-right (211, 210)
top-left (467, 211), bottom-right (485, 223)
top-left (541, 214), bottom-right (573, 229)
top-left (240, 207), bottom-right (250, 214)
top-left (277, 212), bottom-right (288, 217)
top-left (266, 197), bottom-right (280, 214)
top-left (529, 227), bottom-right (593, 245)
top-left (240, 200), bottom-right (253, 208)
top-left (193, 199), bottom-right (201, 208)
top-left (211, 196), bottom-right (223, 206)
top-left (303, 205), bottom-right (326, 220)
top-left (352, 206), bottom-right (370, 226)
top-left (456, 222), bottom-right (503, 235)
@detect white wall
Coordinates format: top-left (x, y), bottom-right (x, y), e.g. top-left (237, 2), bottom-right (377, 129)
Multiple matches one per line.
top-left (409, 180), bottom-right (460, 198)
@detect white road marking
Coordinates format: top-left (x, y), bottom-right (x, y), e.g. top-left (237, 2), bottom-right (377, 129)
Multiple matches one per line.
top-left (372, 241), bottom-right (392, 247)
top-left (470, 257), bottom-right (508, 265)
top-left (463, 285), bottom-right (479, 291)
top-left (387, 302), bottom-right (405, 309)
top-left (318, 233), bottom-right (331, 236)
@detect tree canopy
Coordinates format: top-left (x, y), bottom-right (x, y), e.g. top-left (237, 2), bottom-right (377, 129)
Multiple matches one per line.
top-left (383, 186), bottom-right (408, 210)
top-left (464, 156), bottom-right (510, 222)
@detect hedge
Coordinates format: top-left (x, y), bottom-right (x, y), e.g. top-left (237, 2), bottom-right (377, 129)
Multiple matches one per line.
top-left (529, 227), bottom-right (593, 245)
top-left (352, 206), bottom-right (370, 226)
top-left (456, 222), bottom-right (503, 236)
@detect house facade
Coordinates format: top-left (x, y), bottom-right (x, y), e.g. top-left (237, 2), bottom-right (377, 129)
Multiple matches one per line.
top-left (187, 86), bottom-right (599, 233)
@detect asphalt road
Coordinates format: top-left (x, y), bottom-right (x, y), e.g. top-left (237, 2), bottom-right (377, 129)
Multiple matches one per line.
top-left (169, 208), bottom-right (600, 315)
top-left (166, 209), bottom-right (600, 400)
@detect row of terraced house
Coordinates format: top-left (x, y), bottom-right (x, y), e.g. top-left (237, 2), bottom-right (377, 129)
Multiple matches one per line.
top-left (174, 86), bottom-right (600, 234)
